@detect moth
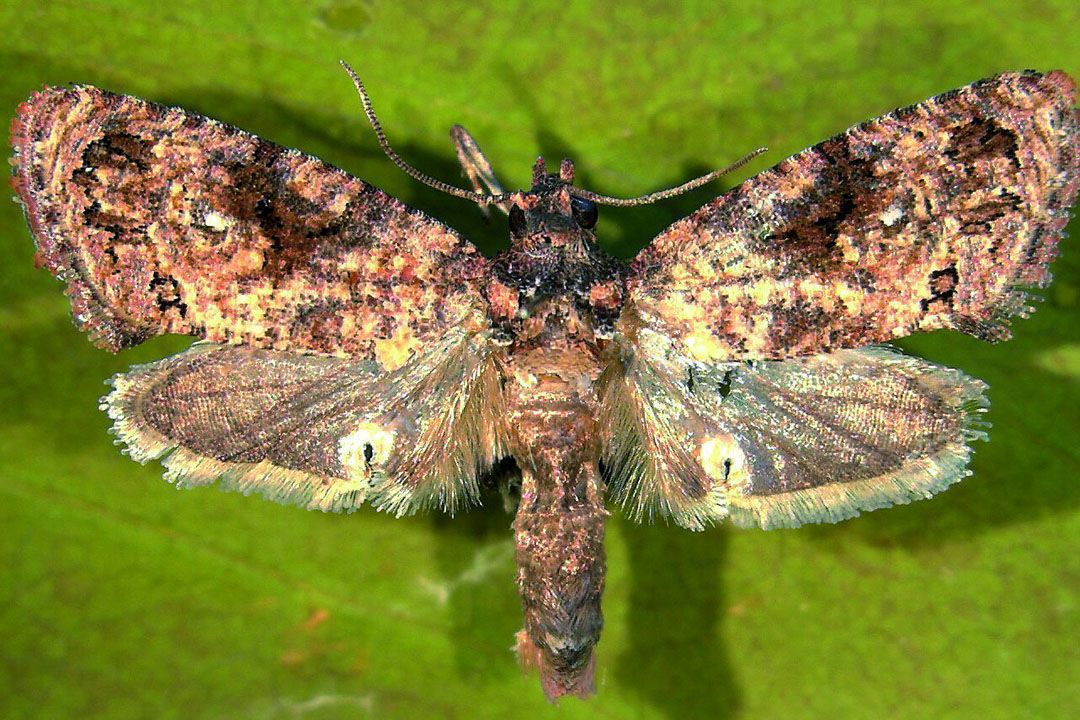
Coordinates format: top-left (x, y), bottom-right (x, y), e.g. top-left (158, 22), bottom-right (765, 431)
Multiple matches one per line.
top-left (11, 64), bottom-right (1078, 700)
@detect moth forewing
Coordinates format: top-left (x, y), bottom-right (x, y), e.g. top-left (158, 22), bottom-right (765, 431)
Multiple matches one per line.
top-left (11, 84), bottom-right (491, 366)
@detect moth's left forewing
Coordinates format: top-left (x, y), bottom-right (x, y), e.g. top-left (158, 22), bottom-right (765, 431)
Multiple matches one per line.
top-left (11, 85), bottom-right (490, 371)
top-left (626, 71), bottom-right (1078, 363)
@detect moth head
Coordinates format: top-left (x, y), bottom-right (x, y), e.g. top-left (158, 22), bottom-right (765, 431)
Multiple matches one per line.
top-left (507, 157), bottom-right (600, 245)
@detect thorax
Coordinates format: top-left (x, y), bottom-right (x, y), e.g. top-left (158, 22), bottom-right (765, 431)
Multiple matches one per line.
top-left (495, 264), bottom-right (616, 476)
top-left (483, 183), bottom-right (627, 464)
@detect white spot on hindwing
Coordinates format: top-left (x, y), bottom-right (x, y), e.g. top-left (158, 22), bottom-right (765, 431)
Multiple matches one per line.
top-left (698, 433), bottom-right (749, 488)
top-left (338, 421), bottom-right (396, 487)
top-left (203, 210), bottom-right (234, 231)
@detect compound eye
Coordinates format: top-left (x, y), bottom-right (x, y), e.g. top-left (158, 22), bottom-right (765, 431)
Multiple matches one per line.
top-left (570, 196), bottom-right (598, 229)
top-left (508, 204), bottom-right (527, 237)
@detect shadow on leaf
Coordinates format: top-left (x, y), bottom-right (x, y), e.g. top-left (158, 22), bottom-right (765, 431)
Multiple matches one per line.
top-left (616, 520), bottom-right (740, 719)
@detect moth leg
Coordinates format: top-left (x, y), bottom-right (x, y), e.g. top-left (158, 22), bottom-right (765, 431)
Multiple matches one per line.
top-left (479, 457), bottom-right (522, 513)
top-left (499, 476), bottom-right (521, 514)
top-left (450, 124), bottom-right (510, 216)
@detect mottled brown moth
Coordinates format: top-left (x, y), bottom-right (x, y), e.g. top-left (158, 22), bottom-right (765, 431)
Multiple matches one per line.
top-left (11, 64), bottom-right (1078, 699)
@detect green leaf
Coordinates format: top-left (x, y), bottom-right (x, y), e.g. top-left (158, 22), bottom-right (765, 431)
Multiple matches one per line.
top-left (1, 2), bottom-right (1078, 718)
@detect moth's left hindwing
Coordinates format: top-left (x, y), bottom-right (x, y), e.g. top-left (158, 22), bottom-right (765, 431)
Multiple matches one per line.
top-left (105, 328), bottom-right (505, 514)
top-left (600, 332), bottom-right (988, 530)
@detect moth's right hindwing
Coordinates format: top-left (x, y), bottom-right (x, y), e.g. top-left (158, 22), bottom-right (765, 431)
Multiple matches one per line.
top-left (600, 331), bottom-right (989, 530)
top-left (105, 328), bottom-right (505, 514)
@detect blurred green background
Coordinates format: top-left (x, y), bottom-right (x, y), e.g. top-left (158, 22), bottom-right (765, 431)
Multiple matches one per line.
top-left (1, 1), bottom-right (1078, 718)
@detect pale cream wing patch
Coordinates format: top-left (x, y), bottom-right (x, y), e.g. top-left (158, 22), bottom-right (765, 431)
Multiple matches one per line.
top-left (600, 329), bottom-right (989, 530)
top-left (104, 328), bottom-right (506, 514)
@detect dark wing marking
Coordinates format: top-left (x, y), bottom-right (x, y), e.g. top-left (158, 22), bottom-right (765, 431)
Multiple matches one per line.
top-left (12, 85), bottom-right (490, 371)
top-left (626, 71), bottom-right (1078, 362)
top-left (600, 329), bottom-right (987, 530)
top-left (105, 328), bottom-right (505, 514)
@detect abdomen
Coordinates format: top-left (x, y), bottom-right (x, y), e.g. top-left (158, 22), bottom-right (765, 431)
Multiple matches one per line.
top-left (504, 345), bottom-right (607, 700)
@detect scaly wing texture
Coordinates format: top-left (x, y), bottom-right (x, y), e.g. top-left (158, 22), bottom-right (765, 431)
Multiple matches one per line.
top-left (105, 328), bottom-right (505, 514)
top-left (627, 71), bottom-right (1079, 362)
top-left (600, 331), bottom-right (987, 530)
top-left (11, 85), bottom-right (490, 371)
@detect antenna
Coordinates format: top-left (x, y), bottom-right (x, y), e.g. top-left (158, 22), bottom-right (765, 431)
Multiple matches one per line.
top-left (570, 147), bottom-right (767, 207)
top-left (340, 61), bottom-right (513, 206)
top-left (341, 60), bottom-right (767, 211)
